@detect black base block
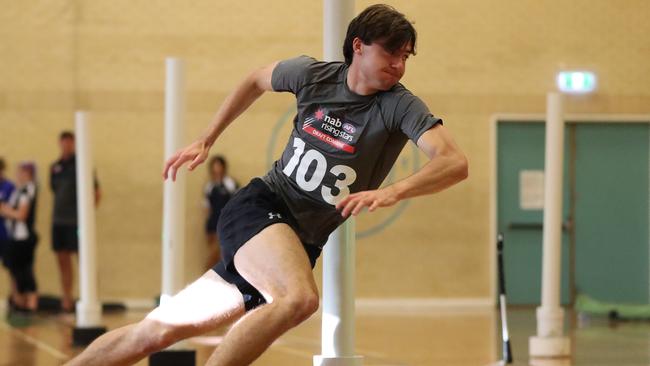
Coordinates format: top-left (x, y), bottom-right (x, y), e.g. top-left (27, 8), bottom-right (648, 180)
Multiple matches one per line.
top-left (35, 294), bottom-right (127, 314)
top-left (149, 350), bottom-right (196, 366)
top-left (73, 326), bottom-right (107, 346)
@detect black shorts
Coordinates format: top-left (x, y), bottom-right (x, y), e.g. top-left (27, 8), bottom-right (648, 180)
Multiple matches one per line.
top-left (204, 214), bottom-right (220, 235)
top-left (52, 224), bottom-right (78, 252)
top-left (0, 239), bottom-right (7, 261)
top-left (212, 178), bottom-right (322, 311)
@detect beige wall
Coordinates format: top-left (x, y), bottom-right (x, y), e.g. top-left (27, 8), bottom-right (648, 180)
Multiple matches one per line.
top-left (0, 0), bottom-right (648, 301)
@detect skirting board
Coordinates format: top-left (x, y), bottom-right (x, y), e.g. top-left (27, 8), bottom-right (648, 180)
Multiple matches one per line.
top-left (115, 297), bottom-right (494, 313)
top-left (355, 298), bottom-right (493, 314)
top-left (1, 297), bottom-right (494, 314)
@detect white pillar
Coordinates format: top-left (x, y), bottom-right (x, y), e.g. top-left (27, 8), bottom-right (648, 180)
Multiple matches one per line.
top-left (75, 111), bottom-right (102, 327)
top-left (161, 58), bottom-right (186, 302)
top-left (529, 92), bottom-right (571, 357)
top-left (317, 220), bottom-right (361, 364)
top-left (314, 1), bottom-right (362, 366)
top-left (323, 0), bottom-right (354, 65)
top-left (148, 57), bottom-right (195, 363)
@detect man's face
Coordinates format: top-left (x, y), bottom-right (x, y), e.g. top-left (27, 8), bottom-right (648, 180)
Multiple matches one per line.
top-left (210, 161), bottom-right (225, 181)
top-left (355, 39), bottom-right (412, 91)
top-left (17, 167), bottom-right (30, 185)
top-left (59, 137), bottom-right (75, 156)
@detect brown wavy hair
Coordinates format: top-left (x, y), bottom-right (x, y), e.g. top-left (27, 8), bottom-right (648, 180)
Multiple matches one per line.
top-left (343, 4), bottom-right (417, 65)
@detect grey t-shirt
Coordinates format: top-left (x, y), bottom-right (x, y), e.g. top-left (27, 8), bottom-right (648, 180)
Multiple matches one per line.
top-left (263, 55), bottom-right (442, 247)
top-left (50, 155), bottom-right (99, 226)
top-left (51, 156), bottom-right (78, 225)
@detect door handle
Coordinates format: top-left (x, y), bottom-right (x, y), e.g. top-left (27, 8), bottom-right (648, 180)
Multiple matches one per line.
top-left (508, 220), bottom-right (573, 231)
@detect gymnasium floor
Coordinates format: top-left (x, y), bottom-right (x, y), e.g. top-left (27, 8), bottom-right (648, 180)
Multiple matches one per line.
top-left (1, 306), bottom-right (648, 365)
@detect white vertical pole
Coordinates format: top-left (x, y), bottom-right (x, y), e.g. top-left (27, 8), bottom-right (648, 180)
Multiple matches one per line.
top-left (323, 0), bottom-right (354, 65)
top-left (530, 92), bottom-right (571, 358)
top-left (75, 111), bottom-right (102, 327)
top-left (321, 220), bottom-right (357, 356)
top-left (315, 1), bottom-right (362, 366)
top-left (541, 92), bottom-right (564, 312)
top-left (148, 57), bottom-right (195, 363)
top-left (161, 58), bottom-right (186, 303)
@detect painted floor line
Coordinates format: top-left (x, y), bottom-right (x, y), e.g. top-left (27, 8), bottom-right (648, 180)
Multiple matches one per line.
top-left (0, 321), bottom-right (70, 360)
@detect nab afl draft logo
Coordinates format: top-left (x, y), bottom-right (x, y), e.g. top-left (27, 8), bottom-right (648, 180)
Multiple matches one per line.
top-left (266, 106), bottom-right (420, 239)
top-left (342, 123), bottom-right (356, 134)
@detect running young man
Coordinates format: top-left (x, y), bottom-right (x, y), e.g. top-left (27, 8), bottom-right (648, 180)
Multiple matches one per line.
top-left (67, 4), bottom-right (468, 366)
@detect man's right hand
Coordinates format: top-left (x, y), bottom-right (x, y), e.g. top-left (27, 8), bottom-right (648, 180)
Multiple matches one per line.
top-left (162, 139), bottom-right (211, 181)
top-left (161, 62), bottom-right (279, 182)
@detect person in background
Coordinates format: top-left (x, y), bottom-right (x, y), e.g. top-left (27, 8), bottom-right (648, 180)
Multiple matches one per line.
top-left (50, 131), bottom-right (101, 312)
top-left (203, 155), bottom-right (238, 269)
top-left (0, 162), bottom-right (39, 313)
top-left (0, 157), bottom-right (17, 308)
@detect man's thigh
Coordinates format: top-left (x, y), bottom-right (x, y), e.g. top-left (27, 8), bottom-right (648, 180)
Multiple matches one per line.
top-left (145, 270), bottom-right (246, 335)
top-left (233, 223), bottom-right (318, 303)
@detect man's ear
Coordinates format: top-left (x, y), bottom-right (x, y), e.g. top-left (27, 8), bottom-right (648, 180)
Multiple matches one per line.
top-left (352, 37), bottom-right (363, 56)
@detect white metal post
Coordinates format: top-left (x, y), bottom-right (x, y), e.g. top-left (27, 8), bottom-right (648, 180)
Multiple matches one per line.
top-left (161, 57), bottom-right (187, 303)
top-left (75, 111), bottom-right (102, 327)
top-left (149, 57), bottom-right (195, 365)
top-left (314, 1), bottom-right (362, 366)
top-left (530, 92), bottom-right (571, 358)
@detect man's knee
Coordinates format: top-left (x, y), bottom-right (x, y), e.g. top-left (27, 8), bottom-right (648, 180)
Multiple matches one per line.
top-left (133, 319), bottom-right (181, 355)
top-left (57, 252), bottom-right (72, 264)
top-left (278, 289), bottom-right (319, 326)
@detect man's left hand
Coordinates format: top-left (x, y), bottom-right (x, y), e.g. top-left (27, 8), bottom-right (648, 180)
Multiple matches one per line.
top-left (335, 186), bottom-right (400, 218)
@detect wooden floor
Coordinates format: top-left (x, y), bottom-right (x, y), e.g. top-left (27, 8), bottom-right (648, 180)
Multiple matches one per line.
top-left (1, 305), bottom-right (648, 365)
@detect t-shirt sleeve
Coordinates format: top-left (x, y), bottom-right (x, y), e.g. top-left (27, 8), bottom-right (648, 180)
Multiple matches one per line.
top-left (0, 183), bottom-right (14, 203)
top-left (394, 93), bottom-right (443, 143)
top-left (271, 55), bottom-right (318, 94)
top-left (223, 176), bottom-right (238, 194)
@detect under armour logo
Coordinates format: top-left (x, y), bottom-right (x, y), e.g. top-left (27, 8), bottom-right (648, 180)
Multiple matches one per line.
top-left (268, 212), bottom-right (282, 220)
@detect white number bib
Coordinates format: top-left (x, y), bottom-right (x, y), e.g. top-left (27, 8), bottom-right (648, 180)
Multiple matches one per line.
top-left (282, 137), bottom-right (357, 205)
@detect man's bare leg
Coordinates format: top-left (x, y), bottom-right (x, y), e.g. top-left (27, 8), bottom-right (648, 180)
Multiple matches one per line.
top-left (25, 291), bottom-right (38, 311)
top-left (56, 250), bottom-right (75, 311)
top-left (206, 223), bottom-right (319, 366)
top-left (65, 270), bottom-right (246, 366)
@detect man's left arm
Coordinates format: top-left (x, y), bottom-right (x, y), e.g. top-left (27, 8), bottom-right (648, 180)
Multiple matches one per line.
top-left (0, 197), bottom-right (29, 221)
top-left (336, 123), bottom-right (468, 217)
top-left (93, 173), bottom-right (101, 206)
top-left (94, 187), bottom-right (102, 206)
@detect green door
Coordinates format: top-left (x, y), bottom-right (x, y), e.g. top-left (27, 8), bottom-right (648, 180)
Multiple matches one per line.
top-left (574, 123), bottom-right (649, 303)
top-left (497, 121), bottom-right (649, 305)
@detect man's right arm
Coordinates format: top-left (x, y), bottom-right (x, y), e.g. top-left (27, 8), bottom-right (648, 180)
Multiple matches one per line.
top-left (49, 165), bottom-right (53, 191)
top-left (202, 61), bottom-right (278, 148)
top-left (163, 61), bottom-right (278, 181)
